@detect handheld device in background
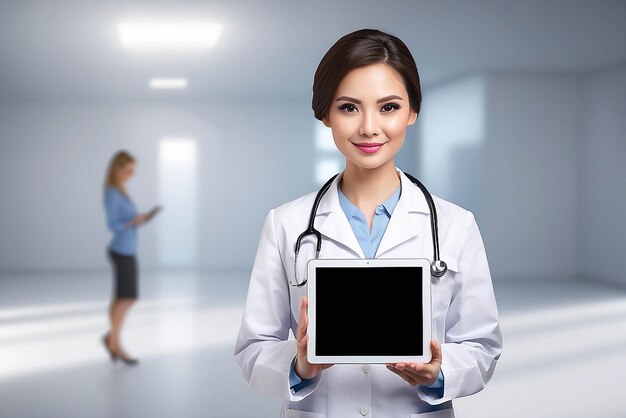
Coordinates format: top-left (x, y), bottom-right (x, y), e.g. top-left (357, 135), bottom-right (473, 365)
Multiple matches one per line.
top-left (146, 205), bottom-right (163, 221)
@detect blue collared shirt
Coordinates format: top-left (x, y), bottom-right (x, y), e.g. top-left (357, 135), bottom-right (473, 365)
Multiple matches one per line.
top-left (103, 186), bottom-right (138, 256)
top-left (290, 184), bottom-right (444, 396)
top-left (337, 185), bottom-right (401, 258)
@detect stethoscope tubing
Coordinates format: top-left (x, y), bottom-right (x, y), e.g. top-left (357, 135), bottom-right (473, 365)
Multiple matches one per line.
top-left (292, 171), bottom-right (447, 286)
top-left (401, 172), bottom-right (447, 278)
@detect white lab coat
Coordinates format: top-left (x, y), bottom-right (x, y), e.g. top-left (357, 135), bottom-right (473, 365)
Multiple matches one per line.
top-left (235, 169), bottom-right (502, 418)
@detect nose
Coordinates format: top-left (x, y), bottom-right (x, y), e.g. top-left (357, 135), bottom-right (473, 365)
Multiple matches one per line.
top-left (358, 110), bottom-right (380, 137)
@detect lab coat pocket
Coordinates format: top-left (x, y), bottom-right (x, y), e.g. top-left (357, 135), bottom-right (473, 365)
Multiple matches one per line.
top-left (410, 408), bottom-right (455, 418)
top-left (281, 408), bottom-right (325, 418)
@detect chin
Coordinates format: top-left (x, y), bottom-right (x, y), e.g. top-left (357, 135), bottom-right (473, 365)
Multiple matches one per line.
top-left (347, 154), bottom-right (395, 170)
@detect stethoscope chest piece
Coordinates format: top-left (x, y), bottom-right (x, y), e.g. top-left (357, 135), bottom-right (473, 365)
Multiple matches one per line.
top-left (430, 260), bottom-right (448, 278)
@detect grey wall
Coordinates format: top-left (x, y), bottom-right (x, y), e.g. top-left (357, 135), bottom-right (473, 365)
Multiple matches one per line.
top-left (485, 74), bottom-right (580, 279)
top-left (579, 64), bottom-right (626, 286)
top-left (419, 74), bottom-right (580, 280)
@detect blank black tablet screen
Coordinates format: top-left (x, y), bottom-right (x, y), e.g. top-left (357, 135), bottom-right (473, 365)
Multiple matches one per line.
top-left (315, 266), bottom-right (423, 356)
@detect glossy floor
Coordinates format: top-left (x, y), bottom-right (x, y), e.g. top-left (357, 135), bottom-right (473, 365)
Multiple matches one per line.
top-left (0, 271), bottom-right (625, 417)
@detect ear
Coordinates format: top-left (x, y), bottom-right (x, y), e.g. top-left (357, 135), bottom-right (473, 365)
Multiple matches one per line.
top-left (322, 115), bottom-right (332, 128)
top-left (407, 110), bottom-right (418, 126)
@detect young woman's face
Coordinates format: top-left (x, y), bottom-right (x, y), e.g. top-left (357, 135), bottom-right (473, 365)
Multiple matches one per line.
top-left (117, 162), bottom-right (135, 183)
top-left (323, 63), bottom-right (417, 170)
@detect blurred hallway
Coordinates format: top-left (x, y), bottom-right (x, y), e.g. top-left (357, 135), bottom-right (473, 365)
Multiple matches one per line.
top-left (1, 1), bottom-right (626, 417)
top-left (1, 271), bottom-right (625, 418)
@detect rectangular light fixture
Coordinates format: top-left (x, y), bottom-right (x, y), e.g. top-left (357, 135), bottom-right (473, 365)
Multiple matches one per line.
top-left (119, 21), bottom-right (223, 50)
top-left (150, 78), bottom-right (188, 89)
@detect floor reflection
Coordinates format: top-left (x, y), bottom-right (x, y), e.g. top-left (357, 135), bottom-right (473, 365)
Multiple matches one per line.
top-left (0, 272), bottom-right (625, 417)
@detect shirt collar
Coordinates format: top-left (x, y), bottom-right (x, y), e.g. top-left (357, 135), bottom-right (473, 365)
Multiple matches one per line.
top-left (337, 184), bottom-right (402, 219)
top-left (381, 185), bottom-right (402, 216)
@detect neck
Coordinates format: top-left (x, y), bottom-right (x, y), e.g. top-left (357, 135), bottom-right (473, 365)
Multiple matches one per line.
top-left (114, 181), bottom-right (127, 195)
top-left (339, 160), bottom-right (400, 207)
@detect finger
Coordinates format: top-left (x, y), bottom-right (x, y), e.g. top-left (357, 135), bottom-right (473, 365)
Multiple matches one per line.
top-left (387, 365), bottom-right (415, 384)
top-left (297, 297), bottom-right (308, 340)
top-left (430, 339), bottom-right (442, 363)
top-left (386, 365), bottom-right (418, 386)
top-left (394, 360), bottom-right (431, 374)
top-left (399, 362), bottom-right (424, 373)
top-left (296, 334), bottom-right (308, 355)
top-left (429, 340), bottom-right (442, 370)
top-left (396, 363), bottom-right (440, 386)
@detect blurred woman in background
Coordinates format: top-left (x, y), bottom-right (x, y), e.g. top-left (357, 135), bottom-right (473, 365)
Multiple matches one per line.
top-left (102, 150), bottom-right (149, 365)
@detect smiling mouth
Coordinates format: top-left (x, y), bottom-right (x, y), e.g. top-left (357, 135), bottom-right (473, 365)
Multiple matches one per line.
top-left (351, 141), bottom-right (388, 154)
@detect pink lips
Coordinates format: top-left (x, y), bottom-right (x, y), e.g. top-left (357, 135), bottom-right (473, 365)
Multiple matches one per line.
top-left (352, 141), bottom-right (386, 154)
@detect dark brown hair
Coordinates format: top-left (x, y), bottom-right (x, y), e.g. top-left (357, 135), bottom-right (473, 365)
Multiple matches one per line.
top-left (312, 29), bottom-right (422, 121)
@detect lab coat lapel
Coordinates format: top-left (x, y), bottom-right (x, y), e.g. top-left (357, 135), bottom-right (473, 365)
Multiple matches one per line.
top-left (315, 174), bottom-right (365, 259)
top-left (375, 170), bottom-right (430, 257)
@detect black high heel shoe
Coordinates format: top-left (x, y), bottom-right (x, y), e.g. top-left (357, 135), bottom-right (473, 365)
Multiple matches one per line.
top-left (116, 353), bottom-right (139, 366)
top-left (101, 334), bottom-right (139, 366)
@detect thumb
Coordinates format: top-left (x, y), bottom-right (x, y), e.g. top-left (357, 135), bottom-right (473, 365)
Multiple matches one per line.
top-left (430, 339), bottom-right (442, 363)
top-left (301, 296), bottom-right (308, 317)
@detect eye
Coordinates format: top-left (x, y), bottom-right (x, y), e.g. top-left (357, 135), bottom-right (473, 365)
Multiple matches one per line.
top-left (381, 103), bottom-right (400, 113)
top-left (338, 103), bottom-right (358, 113)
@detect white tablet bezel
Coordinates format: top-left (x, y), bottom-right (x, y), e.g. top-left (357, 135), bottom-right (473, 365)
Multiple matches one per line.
top-left (307, 258), bottom-right (432, 364)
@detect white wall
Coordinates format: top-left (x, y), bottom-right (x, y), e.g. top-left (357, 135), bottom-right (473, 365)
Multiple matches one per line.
top-left (419, 76), bottom-right (487, 212)
top-left (0, 99), bottom-right (419, 273)
top-left (2, 66), bottom-right (621, 280)
top-left (578, 64), bottom-right (626, 286)
top-left (0, 99), bottom-right (315, 272)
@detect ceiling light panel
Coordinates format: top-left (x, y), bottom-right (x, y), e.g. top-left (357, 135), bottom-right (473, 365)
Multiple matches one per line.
top-left (150, 78), bottom-right (188, 89)
top-left (119, 21), bottom-right (223, 50)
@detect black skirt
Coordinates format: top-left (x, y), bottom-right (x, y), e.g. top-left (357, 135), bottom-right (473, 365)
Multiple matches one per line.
top-left (107, 250), bottom-right (138, 299)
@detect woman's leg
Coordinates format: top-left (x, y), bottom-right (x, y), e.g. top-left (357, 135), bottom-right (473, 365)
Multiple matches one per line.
top-left (105, 251), bottom-right (138, 362)
top-left (107, 297), bottom-right (136, 352)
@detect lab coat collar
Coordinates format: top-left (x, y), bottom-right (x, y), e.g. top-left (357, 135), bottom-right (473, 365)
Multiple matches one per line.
top-left (375, 170), bottom-right (430, 256)
top-left (315, 168), bottom-right (430, 258)
top-left (315, 172), bottom-right (364, 258)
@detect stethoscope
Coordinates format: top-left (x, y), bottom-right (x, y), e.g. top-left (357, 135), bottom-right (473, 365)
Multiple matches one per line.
top-left (291, 171), bottom-right (448, 287)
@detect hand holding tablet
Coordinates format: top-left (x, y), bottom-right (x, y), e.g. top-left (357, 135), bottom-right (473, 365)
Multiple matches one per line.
top-left (294, 296), bottom-right (333, 380)
top-left (385, 339), bottom-right (443, 387)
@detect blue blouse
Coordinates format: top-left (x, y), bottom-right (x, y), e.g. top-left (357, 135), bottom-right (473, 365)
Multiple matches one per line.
top-left (337, 186), bottom-right (401, 258)
top-left (103, 186), bottom-right (138, 256)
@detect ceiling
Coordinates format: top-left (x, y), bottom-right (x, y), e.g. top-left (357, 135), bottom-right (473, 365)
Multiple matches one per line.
top-left (0, 0), bottom-right (625, 100)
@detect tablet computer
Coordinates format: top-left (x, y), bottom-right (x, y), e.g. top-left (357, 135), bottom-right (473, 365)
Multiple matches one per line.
top-left (146, 205), bottom-right (163, 221)
top-left (307, 258), bottom-right (431, 364)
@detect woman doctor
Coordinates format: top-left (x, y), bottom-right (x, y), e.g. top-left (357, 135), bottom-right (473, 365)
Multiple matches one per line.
top-left (235, 29), bottom-right (502, 418)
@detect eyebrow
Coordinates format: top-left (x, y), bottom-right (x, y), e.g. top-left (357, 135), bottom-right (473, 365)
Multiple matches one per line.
top-left (335, 95), bottom-right (404, 104)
